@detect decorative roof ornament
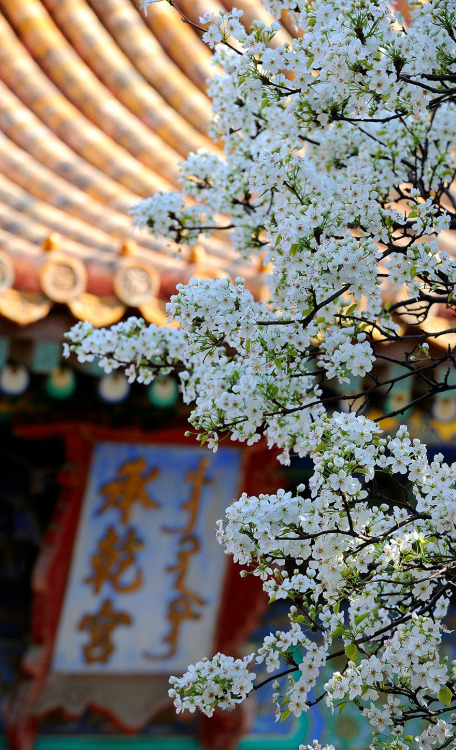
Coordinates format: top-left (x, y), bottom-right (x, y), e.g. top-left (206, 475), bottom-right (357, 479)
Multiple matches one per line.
top-left (40, 233), bottom-right (88, 303)
top-left (186, 244), bottom-right (230, 282)
top-left (0, 290), bottom-right (52, 326)
top-left (68, 294), bottom-right (126, 328)
top-left (114, 239), bottom-right (161, 307)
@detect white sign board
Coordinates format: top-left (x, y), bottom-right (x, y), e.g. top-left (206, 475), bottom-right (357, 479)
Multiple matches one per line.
top-left (52, 441), bottom-right (242, 674)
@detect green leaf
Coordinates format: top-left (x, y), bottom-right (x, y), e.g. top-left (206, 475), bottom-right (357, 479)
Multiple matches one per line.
top-left (333, 602), bottom-right (340, 615)
top-left (338, 702), bottom-right (347, 715)
top-left (403, 737), bottom-right (414, 745)
top-left (438, 687), bottom-right (452, 707)
top-left (384, 299), bottom-right (392, 311)
top-left (332, 626), bottom-right (345, 638)
top-left (314, 442), bottom-right (327, 453)
top-left (345, 644), bottom-right (358, 661)
top-left (245, 339), bottom-right (251, 353)
top-left (354, 612), bottom-right (370, 626)
top-left (410, 265), bottom-right (417, 280)
top-left (280, 709), bottom-right (290, 723)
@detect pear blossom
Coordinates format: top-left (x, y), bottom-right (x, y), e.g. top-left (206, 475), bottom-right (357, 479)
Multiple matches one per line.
top-left (64, 0), bottom-right (456, 747)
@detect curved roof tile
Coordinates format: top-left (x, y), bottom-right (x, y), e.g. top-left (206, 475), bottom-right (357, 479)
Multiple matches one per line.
top-left (87, 0), bottom-right (212, 133)
top-left (0, 0), bottom-right (268, 328)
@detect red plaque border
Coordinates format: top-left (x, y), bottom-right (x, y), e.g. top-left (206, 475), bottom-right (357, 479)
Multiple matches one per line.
top-left (6, 423), bottom-right (281, 750)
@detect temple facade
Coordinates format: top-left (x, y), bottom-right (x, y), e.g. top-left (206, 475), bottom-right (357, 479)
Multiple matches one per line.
top-left (0, 1), bottom-right (454, 749)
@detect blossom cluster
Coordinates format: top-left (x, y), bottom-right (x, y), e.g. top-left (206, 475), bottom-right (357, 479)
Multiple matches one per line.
top-left (213, 414), bottom-right (456, 745)
top-left (63, 317), bottom-right (186, 384)
top-left (168, 652), bottom-right (256, 717)
top-left (65, 0), bottom-right (456, 747)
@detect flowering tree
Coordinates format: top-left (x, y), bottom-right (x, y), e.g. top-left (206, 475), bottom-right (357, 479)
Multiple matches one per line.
top-left (64, 0), bottom-right (456, 748)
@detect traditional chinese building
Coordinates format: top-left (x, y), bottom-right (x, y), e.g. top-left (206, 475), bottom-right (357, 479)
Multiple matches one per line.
top-left (0, 2), bottom-right (455, 750)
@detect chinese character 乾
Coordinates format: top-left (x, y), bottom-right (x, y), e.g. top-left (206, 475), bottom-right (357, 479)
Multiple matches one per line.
top-left (84, 526), bottom-right (144, 595)
top-left (98, 456), bottom-right (160, 524)
top-left (78, 598), bottom-right (132, 664)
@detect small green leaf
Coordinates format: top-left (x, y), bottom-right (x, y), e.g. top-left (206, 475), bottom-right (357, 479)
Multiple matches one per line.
top-left (384, 299), bottom-right (392, 311)
top-left (355, 612), bottom-right (370, 626)
top-left (410, 265), bottom-right (417, 280)
top-left (314, 442), bottom-right (327, 453)
top-left (333, 602), bottom-right (340, 615)
top-left (338, 701), bottom-right (347, 715)
top-left (332, 626), bottom-right (345, 638)
top-left (280, 709), bottom-right (290, 723)
top-left (345, 644), bottom-right (358, 661)
top-left (245, 339), bottom-right (251, 353)
top-left (438, 687), bottom-right (452, 707)
top-left (403, 737), bottom-right (414, 744)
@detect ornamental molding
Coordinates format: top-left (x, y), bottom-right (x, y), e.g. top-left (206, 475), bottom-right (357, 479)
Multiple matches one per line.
top-left (40, 255), bottom-right (88, 303)
top-left (68, 293), bottom-right (126, 328)
top-left (0, 289), bottom-right (52, 326)
top-left (113, 258), bottom-right (160, 307)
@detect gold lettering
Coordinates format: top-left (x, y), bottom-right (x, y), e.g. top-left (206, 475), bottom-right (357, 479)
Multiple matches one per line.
top-left (145, 459), bottom-right (213, 659)
top-left (78, 598), bottom-right (132, 664)
top-left (145, 595), bottom-right (201, 660)
top-left (166, 534), bottom-right (206, 606)
top-left (163, 457), bottom-right (212, 534)
top-left (99, 457), bottom-right (160, 524)
top-left (84, 525), bottom-right (144, 595)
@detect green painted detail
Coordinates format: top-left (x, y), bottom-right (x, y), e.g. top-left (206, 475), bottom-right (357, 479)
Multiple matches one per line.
top-left (45, 368), bottom-right (77, 399)
top-left (34, 738), bottom-right (200, 750)
top-left (25, 714), bottom-right (307, 750)
top-left (30, 731), bottom-right (305, 750)
top-left (238, 711), bottom-right (307, 749)
top-left (32, 341), bottom-right (61, 374)
top-left (148, 378), bottom-right (179, 408)
top-left (79, 357), bottom-right (104, 377)
top-left (0, 337), bottom-right (10, 369)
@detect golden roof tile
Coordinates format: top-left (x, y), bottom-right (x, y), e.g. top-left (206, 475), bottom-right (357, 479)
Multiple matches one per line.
top-left (0, 0), bottom-right (266, 327)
